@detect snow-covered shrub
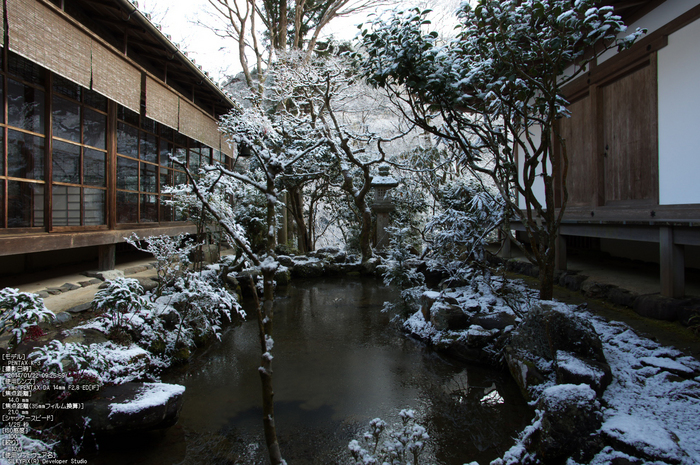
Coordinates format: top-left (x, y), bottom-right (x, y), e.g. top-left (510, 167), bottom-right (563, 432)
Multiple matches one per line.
top-left (92, 278), bottom-right (153, 340)
top-left (348, 409), bottom-right (429, 465)
top-left (379, 226), bottom-right (426, 317)
top-left (29, 340), bottom-right (107, 374)
top-left (28, 340), bottom-right (106, 401)
top-left (124, 233), bottom-right (199, 297)
top-left (427, 179), bottom-right (503, 269)
top-left (0, 288), bottom-right (55, 351)
top-left (168, 270), bottom-right (244, 345)
top-left (0, 430), bottom-right (56, 465)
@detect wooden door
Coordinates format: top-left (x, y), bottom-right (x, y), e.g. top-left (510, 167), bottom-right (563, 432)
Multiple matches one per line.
top-left (601, 60), bottom-right (658, 205)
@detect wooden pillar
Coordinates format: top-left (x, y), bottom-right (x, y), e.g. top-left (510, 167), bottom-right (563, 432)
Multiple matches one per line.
top-left (660, 226), bottom-right (684, 298)
top-left (501, 231), bottom-right (512, 258)
top-left (555, 234), bottom-right (567, 271)
top-left (98, 244), bottom-right (116, 271)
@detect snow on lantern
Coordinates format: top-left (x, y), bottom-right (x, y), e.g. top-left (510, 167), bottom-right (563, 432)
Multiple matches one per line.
top-left (370, 164), bottom-right (399, 250)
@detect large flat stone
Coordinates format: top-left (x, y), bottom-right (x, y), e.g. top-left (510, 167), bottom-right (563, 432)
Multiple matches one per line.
top-left (68, 382), bottom-right (185, 435)
top-left (84, 270), bottom-right (125, 281)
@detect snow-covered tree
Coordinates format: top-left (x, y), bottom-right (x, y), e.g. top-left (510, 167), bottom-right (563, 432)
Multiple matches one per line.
top-left (271, 52), bottom-right (414, 262)
top-left (172, 86), bottom-right (331, 463)
top-left (205, 0), bottom-right (390, 96)
top-left (357, 0), bottom-right (644, 299)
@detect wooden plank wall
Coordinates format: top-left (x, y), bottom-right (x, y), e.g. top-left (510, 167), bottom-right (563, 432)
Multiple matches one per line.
top-left (601, 59), bottom-right (658, 205)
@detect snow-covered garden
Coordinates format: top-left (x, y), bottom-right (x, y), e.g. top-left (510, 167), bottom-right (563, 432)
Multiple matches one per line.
top-left (2, 0), bottom-right (700, 464)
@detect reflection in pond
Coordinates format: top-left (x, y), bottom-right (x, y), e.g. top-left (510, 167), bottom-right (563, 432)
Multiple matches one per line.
top-left (91, 277), bottom-right (533, 464)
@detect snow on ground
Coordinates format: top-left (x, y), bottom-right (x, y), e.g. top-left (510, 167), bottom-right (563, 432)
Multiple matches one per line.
top-left (589, 317), bottom-right (700, 464)
top-left (402, 276), bottom-right (700, 464)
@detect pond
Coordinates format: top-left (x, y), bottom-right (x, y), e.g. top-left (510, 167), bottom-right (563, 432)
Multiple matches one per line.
top-left (89, 276), bottom-right (533, 464)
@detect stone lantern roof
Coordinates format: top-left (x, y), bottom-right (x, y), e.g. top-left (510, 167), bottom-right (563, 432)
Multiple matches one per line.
top-left (371, 164), bottom-right (399, 189)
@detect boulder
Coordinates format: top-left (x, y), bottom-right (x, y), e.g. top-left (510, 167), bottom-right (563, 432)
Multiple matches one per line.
top-left (555, 351), bottom-right (612, 396)
top-left (416, 261), bottom-right (446, 288)
top-left (420, 291), bottom-right (441, 322)
top-left (85, 270), bottom-right (125, 281)
top-left (634, 295), bottom-right (684, 321)
top-left (66, 302), bottom-right (92, 313)
top-left (59, 328), bottom-right (109, 346)
top-left (510, 303), bottom-right (607, 364)
top-left (54, 312), bottom-right (72, 324)
top-left (581, 280), bottom-right (615, 299)
top-left (316, 246), bottom-right (340, 255)
top-left (60, 283), bottom-right (81, 292)
top-left (469, 311), bottom-right (517, 330)
top-left (276, 255), bottom-right (294, 267)
top-left (533, 383), bottom-right (602, 463)
top-left (134, 277), bottom-right (158, 292)
top-left (601, 414), bottom-right (684, 464)
top-left (359, 257), bottom-right (381, 276)
top-left (68, 382), bottom-right (185, 435)
top-left (291, 260), bottom-right (324, 278)
top-left (431, 301), bottom-right (469, 331)
top-left (505, 347), bottom-right (550, 400)
top-left (559, 273), bottom-right (587, 291)
top-left (506, 303), bottom-right (611, 399)
top-left (275, 267), bottom-right (291, 285)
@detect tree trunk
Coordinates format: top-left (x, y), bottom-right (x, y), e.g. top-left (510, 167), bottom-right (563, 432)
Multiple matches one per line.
top-left (359, 204), bottom-right (373, 263)
top-left (537, 242), bottom-right (556, 300)
top-left (256, 179), bottom-right (285, 464)
top-left (250, 274), bottom-right (284, 465)
top-left (288, 186), bottom-right (310, 253)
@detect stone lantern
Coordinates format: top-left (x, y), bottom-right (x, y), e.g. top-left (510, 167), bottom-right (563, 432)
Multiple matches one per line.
top-left (371, 164), bottom-right (399, 250)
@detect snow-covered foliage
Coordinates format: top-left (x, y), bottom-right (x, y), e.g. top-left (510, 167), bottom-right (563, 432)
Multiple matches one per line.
top-left (84, 266), bottom-right (242, 363)
top-left (92, 278), bottom-right (152, 332)
top-left (348, 409), bottom-right (429, 465)
top-left (0, 288), bottom-right (55, 351)
top-left (28, 339), bottom-right (153, 386)
top-left (0, 430), bottom-right (55, 465)
top-left (356, 0), bottom-right (645, 298)
top-left (168, 269), bottom-right (244, 343)
top-left (28, 340), bottom-right (107, 375)
top-left (125, 233), bottom-right (199, 296)
top-left (426, 178), bottom-right (503, 273)
top-left (379, 226), bottom-right (425, 316)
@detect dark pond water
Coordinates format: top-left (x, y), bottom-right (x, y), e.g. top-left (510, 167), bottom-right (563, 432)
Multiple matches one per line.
top-left (90, 277), bottom-right (533, 465)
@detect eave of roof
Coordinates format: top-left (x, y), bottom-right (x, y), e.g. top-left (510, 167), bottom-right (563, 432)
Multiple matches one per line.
top-left (66, 0), bottom-right (235, 118)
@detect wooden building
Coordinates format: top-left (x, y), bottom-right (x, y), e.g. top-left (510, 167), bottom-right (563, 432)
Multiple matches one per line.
top-left (517, 0), bottom-right (700, 298)
top-left (0, 0), bottom-right (235, 276)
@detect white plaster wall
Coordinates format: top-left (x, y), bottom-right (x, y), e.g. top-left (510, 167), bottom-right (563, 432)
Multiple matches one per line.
top-left (517, 124), bottom-right (551, 209)
top-left (598, 0), bottom-right (700, 64)
top-left (658, 17), bottom-right (700, 205)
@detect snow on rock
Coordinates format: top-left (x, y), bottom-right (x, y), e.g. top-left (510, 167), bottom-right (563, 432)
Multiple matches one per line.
top-left (109, 382), bottom-right (185, 417)
top-left (404, 310), bottom-right (438, 341)
top-left (555, 350), bottom-right (611, 396)
top-left (260, 255), bottom-right (279, 273)
top-left (601, 413), bottom-right (684, 463)
top-left (592, 317), bottom-right (700, 464)
top-left (68, 382), bottom-right (186, 434)
top-left (639, 356), bottom-right (697, 377)
top-left (540, 383), bottom-right (597, 412)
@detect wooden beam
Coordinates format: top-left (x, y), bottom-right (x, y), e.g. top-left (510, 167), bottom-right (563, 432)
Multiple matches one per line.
top-left (0, 224), bottom-right (197, 256)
